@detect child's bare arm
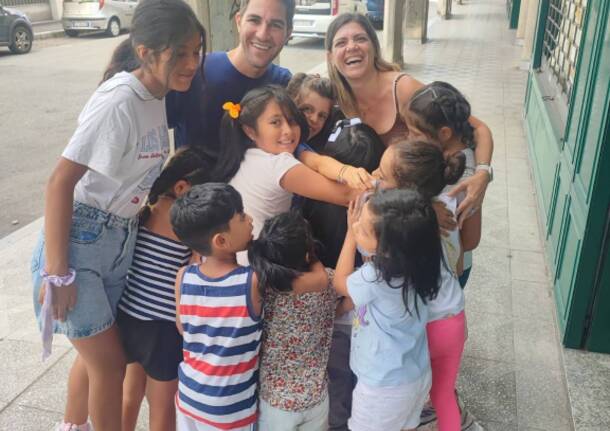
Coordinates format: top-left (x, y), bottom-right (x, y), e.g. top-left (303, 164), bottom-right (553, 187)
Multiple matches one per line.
top-left (44, 158), bottom-right (88, 321)
top-left (336, 296), bottom-right (354, 317)
top-left (250, 272), bottom-right (262, 317)
top-left (334, 200), bottom-right (359, 298)
top-left (174, 266), bottom-right (187, 335)
top-left (298, 151), bottom-right (374, 191)
top-left (281, 164), bottom-right (358, 207)
top-left (449, 115), bottom-right (493, 225)
top-left (460, 208), bottom-right (482, 251)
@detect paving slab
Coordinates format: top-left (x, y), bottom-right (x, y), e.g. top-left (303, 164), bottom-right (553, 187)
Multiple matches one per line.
top-left (562, 349), bottom-right (610, 429)
top-left (15, 349), bottom-right (76, 414)
top-left (0, 403), bottom-right (62, 430)
top-left (511, 280), bottom-right (556, 324)
top-left (513, 318), bottom-right (563, 372)
top-left (516, 367), bottom-right (573, 431)
top-left (509, 250), bottom-right (549, 284)
top-left (463, 309), bottom-right (515, 364)
top-left (457, 357), bottom-right (517, 425)
top-left (508, 204), bottom-right (543, 251)
top-left (479, 420), bottom-right (517, 431)
top-left (0, 340), bottom-right (69, 404)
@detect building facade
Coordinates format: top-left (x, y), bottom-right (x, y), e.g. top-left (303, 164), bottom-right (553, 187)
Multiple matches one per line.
top-left (520, 0), bottom-right (609, 352)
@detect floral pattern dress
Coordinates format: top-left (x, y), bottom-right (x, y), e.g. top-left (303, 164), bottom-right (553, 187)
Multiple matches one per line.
top-left (258, 280), bottom-right (336, 412)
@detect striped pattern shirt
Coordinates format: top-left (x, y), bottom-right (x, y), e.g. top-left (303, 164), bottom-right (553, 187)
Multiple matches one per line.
top-left (118, 227), bottom-right (191, 322)
top-left (176, 264), bottom-right (262, 430)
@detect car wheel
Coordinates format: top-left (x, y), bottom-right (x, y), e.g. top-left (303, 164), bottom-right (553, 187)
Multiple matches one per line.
top-left (9, 24), bottom-right (33, 54)
top-left (106, 18), bottom-right (121, 37)
top-left (65, 29), bottom-right (79, 37)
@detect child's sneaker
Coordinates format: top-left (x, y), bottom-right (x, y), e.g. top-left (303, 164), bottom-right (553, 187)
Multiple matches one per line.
top-left (459, 396), bottom-right (484, 431)
top-left (53, 422), bottom-right (94, 431)
top-left (418, 402), bottom-right (437, 426)
top-left (461, 414), bottom-right (485, 431)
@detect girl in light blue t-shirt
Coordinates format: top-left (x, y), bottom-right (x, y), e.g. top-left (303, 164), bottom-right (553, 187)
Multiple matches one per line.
top-left (333, 188), bottom-right (442, 431)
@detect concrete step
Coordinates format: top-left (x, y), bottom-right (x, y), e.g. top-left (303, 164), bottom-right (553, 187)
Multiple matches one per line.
top-left (32, 20), bottom-right (64, 40)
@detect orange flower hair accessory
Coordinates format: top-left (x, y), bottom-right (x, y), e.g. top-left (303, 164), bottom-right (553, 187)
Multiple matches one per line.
top-left (222, 101), bottom-right (241, 119)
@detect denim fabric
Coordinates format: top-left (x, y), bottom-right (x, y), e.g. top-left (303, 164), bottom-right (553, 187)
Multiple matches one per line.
top-left (32, 201), bottom-right (138, 339)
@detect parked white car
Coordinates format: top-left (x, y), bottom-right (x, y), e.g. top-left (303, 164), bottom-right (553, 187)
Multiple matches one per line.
top-left (62, 0), bottom-right (138, 37)
top-left (292, 0), bottom-right (367, 40)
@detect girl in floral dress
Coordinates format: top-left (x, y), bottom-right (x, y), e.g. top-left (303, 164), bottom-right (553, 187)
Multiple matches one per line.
top-left (248, 211), bottom-right (336, 431)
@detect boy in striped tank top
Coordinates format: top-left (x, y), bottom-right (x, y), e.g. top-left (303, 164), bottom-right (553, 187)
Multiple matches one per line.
top-left (170, 183), bottom-right (262, 431)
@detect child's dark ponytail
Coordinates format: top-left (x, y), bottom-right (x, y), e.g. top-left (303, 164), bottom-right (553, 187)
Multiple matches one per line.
top-left (212, 112), bottom-right (254, 183)
top-left (213, 85), bottom-right (309, 183)
top-left (101, 39), bottom-right (140, 83)
top-left (443, 151), bottom-right (467, 185)
top-left (101, 0), bottom-right (206, 84)
top-left (248, 212), bottom-right (316, 295)
top-left (407, 81), bottom-right (475, 148)
top-left (140, 147), bottom-right (210, 223)
top-left (391, 140), bottom-right (465, 199)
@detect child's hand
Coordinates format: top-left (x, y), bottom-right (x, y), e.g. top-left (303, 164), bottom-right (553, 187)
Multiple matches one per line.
top-left (336, 297), bottom-right (354, 317)
top-left (448, 170), bottom-right (489, 227)
top-left (432, 201), bottom-right (457, 237)
top-left (52, 283), bottom-right (78, 322)
top-left (344, 166), bottom-right (376, 191)
top-left (346, 199), bottom-right (360, 234)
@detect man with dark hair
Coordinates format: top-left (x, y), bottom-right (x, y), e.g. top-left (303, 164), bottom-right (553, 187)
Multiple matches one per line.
top-left (166, 0), bottom-right (296, 164)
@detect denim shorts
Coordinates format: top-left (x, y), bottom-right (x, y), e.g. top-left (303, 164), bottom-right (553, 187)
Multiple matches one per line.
top-left (31, 202), bottom-right (138, 339)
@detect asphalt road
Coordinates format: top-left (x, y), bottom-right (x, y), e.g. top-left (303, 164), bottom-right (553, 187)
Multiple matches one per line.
top-left (0, 33), bottom-right (326, 238)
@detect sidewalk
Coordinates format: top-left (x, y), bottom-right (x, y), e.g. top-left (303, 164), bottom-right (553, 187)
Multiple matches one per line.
top-left (0, 0), bottom-right (585, 429)
top-left (32, 20), bottom-right (64, 40)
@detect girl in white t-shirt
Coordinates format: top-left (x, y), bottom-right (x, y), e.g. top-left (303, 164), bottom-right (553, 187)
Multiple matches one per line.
top-left (213, 85), bottom-right (357, 257)
top-left (31, 1), bottom-right (205, 430)
top-left (374, 140), bottom-right (471, 431)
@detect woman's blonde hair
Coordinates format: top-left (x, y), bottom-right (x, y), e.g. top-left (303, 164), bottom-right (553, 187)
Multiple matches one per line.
top-left (325, 13), bottom-right (399, 116)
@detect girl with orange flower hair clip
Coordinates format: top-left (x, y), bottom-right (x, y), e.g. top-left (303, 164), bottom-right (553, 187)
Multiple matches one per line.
top-left (213, 84), bottom-right (361, 264)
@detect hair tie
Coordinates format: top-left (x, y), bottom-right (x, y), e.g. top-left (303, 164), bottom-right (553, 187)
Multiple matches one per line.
top-left (222, 101), bottom-right (241, 119)
top-left (328, 117), bottom-right (363, 142)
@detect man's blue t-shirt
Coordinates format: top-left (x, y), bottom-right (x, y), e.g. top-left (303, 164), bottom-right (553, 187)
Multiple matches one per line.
top-left (165, 52), bottom-right (292, 163)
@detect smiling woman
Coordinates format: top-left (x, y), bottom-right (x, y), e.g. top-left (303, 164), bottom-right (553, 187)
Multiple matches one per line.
top-left (325, 12), bottom-right (495, 223)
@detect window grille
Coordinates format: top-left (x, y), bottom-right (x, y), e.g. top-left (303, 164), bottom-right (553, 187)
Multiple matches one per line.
top-left (542, 0), bottom-right (586, 100)
top-left (1, 0), bottom-right (48, 6)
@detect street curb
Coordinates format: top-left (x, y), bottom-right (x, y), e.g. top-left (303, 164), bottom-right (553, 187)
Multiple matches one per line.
top-left (34, 29), bottom-right (65, 40)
